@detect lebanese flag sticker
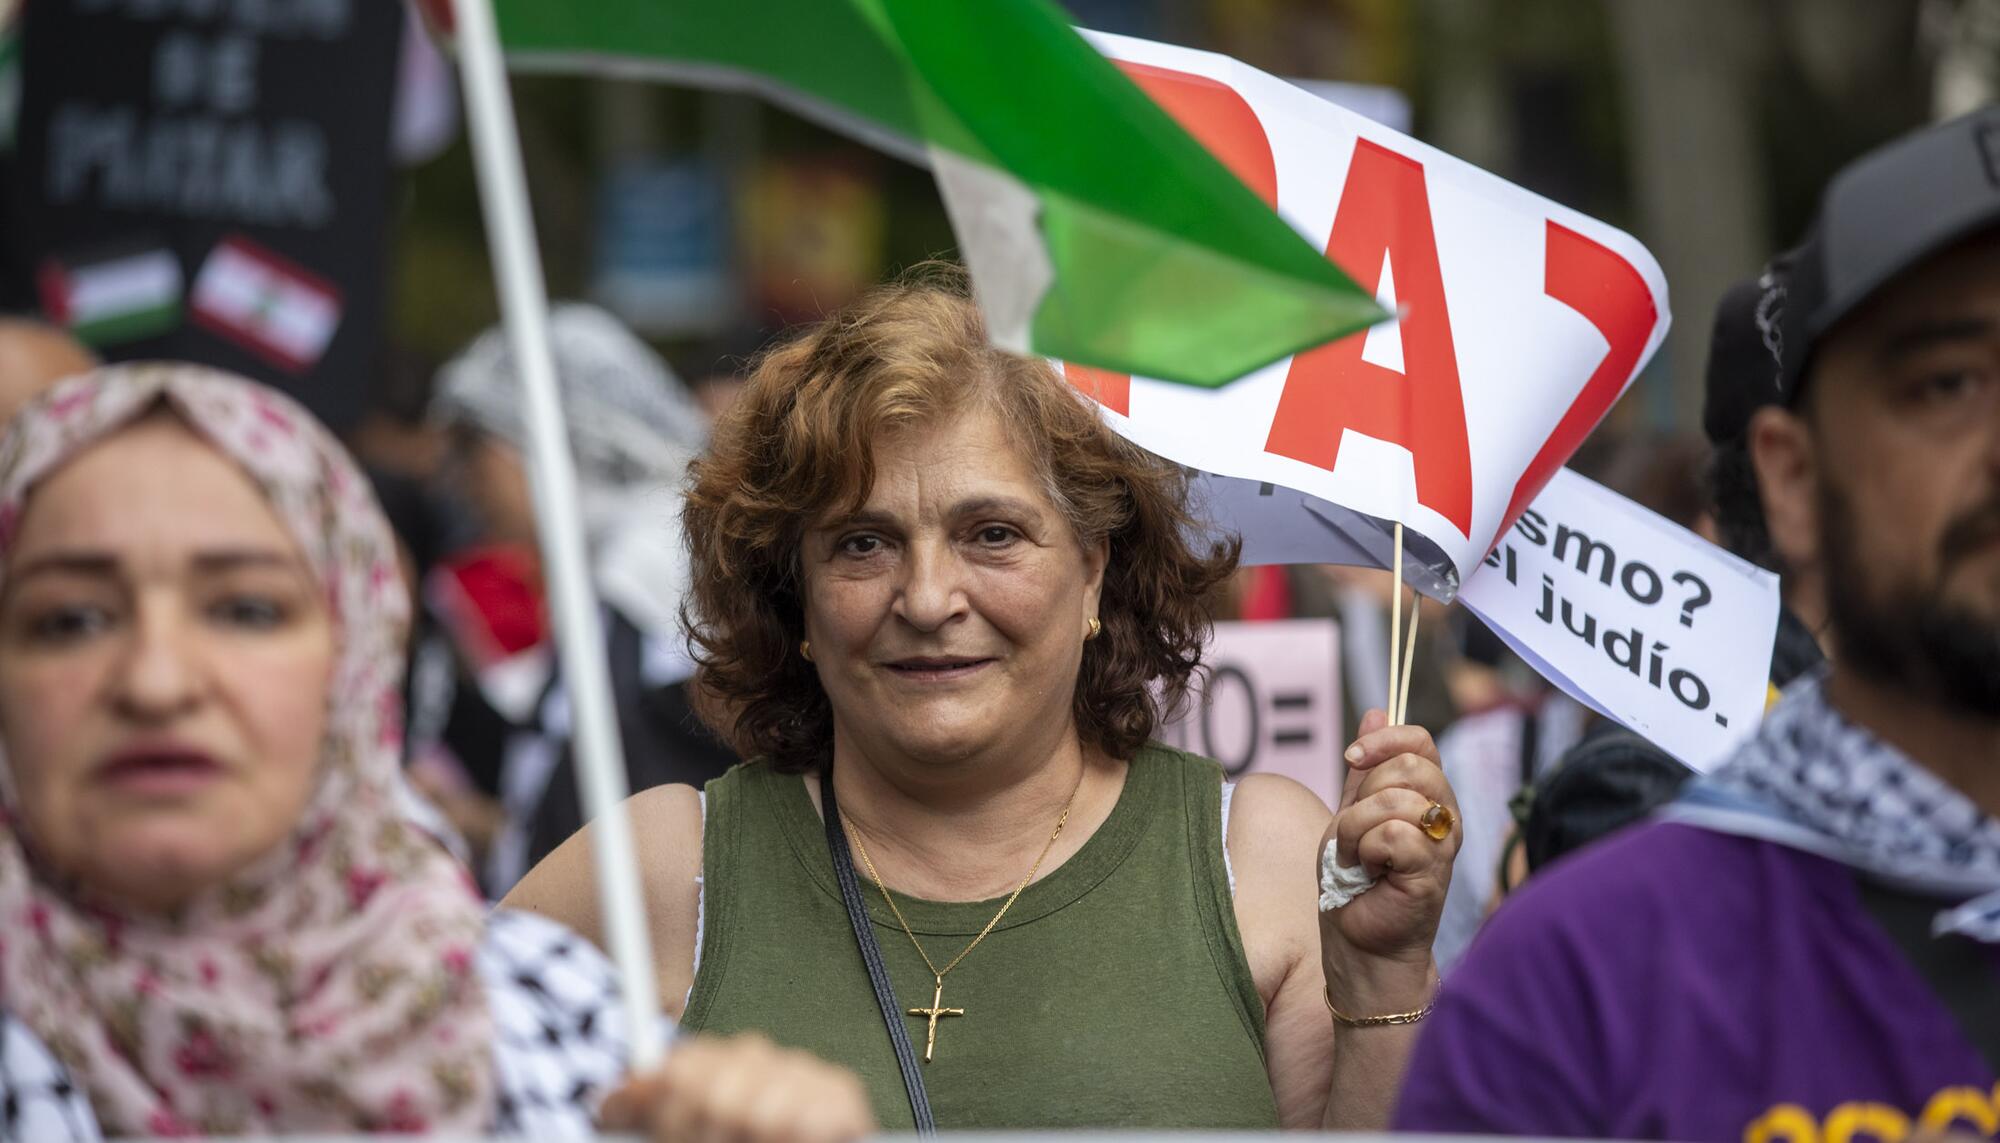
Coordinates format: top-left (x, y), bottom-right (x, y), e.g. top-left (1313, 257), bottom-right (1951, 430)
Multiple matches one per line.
top-left (190, 236), bottom-right (344, 374)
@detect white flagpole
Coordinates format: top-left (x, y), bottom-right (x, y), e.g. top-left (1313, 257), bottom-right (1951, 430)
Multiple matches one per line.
top-left (450, 0), bottom-right (666, 1068)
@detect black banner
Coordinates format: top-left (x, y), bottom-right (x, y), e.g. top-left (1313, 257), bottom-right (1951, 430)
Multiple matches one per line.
top-left (9, 0), bottom-right (405, 432)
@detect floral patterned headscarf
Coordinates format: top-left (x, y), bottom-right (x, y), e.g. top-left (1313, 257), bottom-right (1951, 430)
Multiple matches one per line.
top-left (0, 365), bottom-right (494, 1136)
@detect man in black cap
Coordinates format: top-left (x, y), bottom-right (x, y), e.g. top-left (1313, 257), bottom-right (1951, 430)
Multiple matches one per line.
top-left (1396, 106), bottom-right (2000, 1140)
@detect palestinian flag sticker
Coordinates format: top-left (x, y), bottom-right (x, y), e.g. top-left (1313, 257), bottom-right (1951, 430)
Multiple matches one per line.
top-left (191, 236), bottom-right (343, 375)
top-left (38, 243), bottom-right (184, 347)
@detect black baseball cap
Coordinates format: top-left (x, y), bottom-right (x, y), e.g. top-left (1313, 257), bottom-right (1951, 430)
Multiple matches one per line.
top-left (1779, 104), bottom-right (2000, 393)
top-left (1700, 263), bottom-right (1789, 445)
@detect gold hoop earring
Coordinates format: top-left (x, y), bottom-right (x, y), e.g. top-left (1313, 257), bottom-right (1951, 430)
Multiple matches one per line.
top-left (800, 640), bottom-right (814, 662)
top-left (1086, 617), bottom-right (1102, 641)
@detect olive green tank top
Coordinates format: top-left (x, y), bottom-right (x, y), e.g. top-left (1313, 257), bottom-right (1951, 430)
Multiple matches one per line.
top-left (680, 745), bottom-right (1280, 1130)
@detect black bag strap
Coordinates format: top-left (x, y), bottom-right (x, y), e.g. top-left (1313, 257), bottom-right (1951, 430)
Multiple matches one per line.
top-left (1516, 703), bottom-right (1542, 789)
top-left (820, 768), bottom-right (937, 1134)
top-left (1853, 876), bottom-right (2000, 1073)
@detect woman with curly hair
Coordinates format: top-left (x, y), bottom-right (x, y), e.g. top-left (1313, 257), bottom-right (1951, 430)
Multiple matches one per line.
top-left (508, 271), bottom-right (1462, 1131)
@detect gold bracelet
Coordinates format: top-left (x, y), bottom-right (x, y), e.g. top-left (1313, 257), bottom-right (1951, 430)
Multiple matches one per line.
top-left (1324, 979), bottom-right (1439, 1027)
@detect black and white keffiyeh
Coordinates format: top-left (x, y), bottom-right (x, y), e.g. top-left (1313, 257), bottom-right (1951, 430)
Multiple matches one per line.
top-left (0, 910), bottom-right (660, 1141)
top-left (433, 302), bottom-right (707, 503)
top-left (1669, 673), bottom-right (2000, 941)
top-left (1, 1006), bottom-right (100, 1142)
top-left (486, 909), bottom-right (658, 1138)
top-left (432, 304), bottom-right (703, 716)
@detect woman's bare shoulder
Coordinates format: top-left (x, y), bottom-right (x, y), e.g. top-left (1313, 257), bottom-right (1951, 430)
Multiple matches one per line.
top-left (500, 782), bottom-right (707, 1012)
top-left (1225, 774), bottom-right (1332, 985)
top-left (1228, 772), bottom-right (1335, 863)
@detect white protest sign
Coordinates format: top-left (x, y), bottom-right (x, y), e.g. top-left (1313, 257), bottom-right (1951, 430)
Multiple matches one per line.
top-left (1458, 467), bottom-right (1780, 770)
top-left (1157, 619), bottom-right (1345, 807)
top-left (1069, 30), bottom-right (1672, 594)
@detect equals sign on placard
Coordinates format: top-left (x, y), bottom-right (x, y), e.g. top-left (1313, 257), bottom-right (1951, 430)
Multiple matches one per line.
top-left (1271, 691), bottom-right (1313, 746)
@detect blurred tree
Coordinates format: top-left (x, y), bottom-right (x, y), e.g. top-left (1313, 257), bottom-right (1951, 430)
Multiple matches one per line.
top-left (1413, 0), bottom-right (1512, 176)
top-left (1929, 0), bottom-right (2000, 116)
top-left (1762, 0), bottom-right (1932, 244)
top-left (389, 75), bottom-right (592, 362)
top-left (1609, 0), bottom-right (1770, 430)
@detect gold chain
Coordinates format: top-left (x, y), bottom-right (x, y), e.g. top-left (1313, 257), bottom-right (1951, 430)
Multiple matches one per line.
top-left (844, 776), bottom-right (1081, 982)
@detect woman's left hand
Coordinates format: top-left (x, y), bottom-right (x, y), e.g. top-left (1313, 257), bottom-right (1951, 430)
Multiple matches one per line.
top-left (1317, 708), bottom-right (1460, 1007)
top-left (599, 1033), bottom-right (876, 1143)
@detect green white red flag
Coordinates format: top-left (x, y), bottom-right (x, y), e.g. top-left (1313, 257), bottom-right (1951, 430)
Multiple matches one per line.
top-left (477, 0), bottom-right (1387, 388)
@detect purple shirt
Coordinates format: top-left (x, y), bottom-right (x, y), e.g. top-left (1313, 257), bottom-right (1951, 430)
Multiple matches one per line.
top-left (1396, 821), bottom-right (1998, 1140)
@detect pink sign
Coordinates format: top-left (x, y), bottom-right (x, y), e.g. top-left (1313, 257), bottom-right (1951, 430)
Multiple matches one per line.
top-left (1156, 618), bottom-right (1345, 808)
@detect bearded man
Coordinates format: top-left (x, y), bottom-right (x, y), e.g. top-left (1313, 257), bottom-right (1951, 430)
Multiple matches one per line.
top-left (1396, 106), bottom-right (2000, 1140)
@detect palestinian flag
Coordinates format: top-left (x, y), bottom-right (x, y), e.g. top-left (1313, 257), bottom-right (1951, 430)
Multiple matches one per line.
top-left (190, 237), bottom-right (343, 374)
top-left (38, 244), bottom-right (184, 347)
top-left (481, 0), bottom-right (1386, 388)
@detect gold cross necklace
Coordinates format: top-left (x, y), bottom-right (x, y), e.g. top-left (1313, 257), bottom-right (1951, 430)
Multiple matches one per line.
top-left (843, 775), bottom-right (1081, 1064)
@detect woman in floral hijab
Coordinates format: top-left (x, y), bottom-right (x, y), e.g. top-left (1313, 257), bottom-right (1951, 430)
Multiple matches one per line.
top-left (0, 364), bottom-right (871, 1141)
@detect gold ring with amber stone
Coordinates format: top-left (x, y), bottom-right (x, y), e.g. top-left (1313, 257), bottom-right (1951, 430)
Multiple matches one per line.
top-left (1419, 801), bottom-right (1455, 842)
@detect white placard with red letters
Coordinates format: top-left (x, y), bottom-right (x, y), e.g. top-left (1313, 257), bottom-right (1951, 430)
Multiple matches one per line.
top-left (1074, 32), bottom-right (1782, 765)
top-left (1068, 30), bottom-right (1672, 598)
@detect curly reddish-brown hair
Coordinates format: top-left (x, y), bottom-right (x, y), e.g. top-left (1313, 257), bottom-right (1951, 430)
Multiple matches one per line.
top-left (682, 268), bottom-right (1239, 772)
